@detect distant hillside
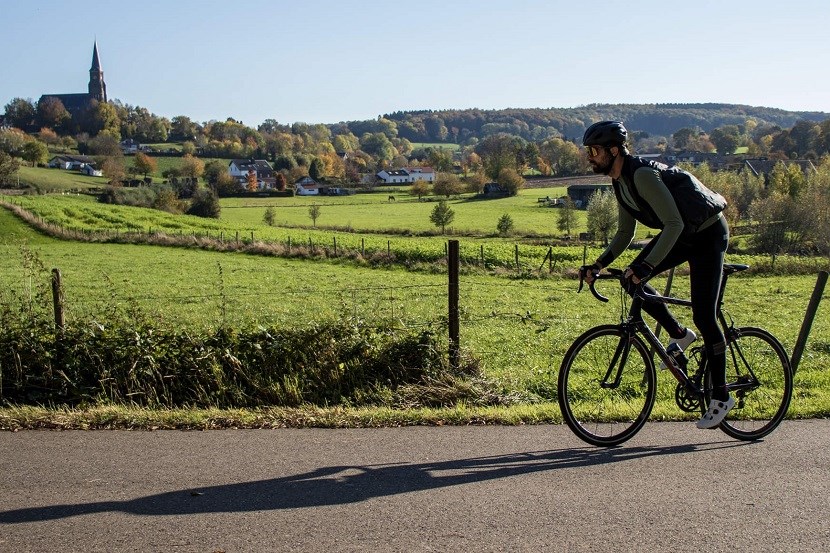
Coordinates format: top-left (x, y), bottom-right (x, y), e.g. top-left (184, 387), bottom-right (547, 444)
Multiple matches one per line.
top-left (380, 103), bottom-right (829, 143)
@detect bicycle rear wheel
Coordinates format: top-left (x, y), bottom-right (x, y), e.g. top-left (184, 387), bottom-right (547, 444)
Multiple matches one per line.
top-left (558, 325), bottom-right (656, 447)
top-left (709, 326), bottom-right (793, 440)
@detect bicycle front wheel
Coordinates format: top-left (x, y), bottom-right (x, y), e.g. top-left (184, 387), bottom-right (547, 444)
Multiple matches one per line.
top-left (558, 325), bottom-right (656, 447)
top-left (711, 326), bottom-right (793, 441)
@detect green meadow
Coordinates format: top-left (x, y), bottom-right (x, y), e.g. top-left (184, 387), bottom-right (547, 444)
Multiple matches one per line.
top-left (1, 194), bottom-right (829, 422)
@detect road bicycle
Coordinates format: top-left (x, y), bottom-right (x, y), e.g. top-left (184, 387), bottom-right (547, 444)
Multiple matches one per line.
top-left (558, 263), bottom-right (793, 447)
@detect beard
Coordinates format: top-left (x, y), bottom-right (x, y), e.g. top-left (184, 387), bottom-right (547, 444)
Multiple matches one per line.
top-left (590, 158), bottom-right (614, 175)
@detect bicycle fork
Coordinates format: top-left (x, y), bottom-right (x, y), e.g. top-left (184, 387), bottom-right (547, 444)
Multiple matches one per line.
top-left (599, 333), bottom-right (632, 389)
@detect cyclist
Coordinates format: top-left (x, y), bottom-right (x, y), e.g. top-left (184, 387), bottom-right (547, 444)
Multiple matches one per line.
top-left (578, 120), bottom-right (733, 429)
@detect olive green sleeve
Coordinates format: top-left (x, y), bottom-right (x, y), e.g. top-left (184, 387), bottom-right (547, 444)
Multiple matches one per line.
top-left (633, 167), bottom-right (685, 267)
top-left (596, 204), bottom-right (636, 268)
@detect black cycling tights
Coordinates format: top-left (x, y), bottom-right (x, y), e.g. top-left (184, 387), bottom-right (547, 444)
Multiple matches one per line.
top-left (628, 217), bottom-right (730, 400)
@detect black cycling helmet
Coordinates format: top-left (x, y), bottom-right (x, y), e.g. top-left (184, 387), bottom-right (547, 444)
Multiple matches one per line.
top-left (582, 121), bottom-right (628, 147)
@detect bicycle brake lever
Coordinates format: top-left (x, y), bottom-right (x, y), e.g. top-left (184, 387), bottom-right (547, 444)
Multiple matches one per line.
top-left (588, 277), bottom-right (609, 303)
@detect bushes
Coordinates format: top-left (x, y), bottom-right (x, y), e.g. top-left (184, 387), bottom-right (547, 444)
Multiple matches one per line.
top-left (0, 295), bottom-right (476, 409)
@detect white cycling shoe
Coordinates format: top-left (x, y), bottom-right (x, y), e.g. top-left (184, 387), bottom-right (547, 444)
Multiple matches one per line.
top-left (696, 396), bottom-right (735, 429)
top-left (659, 328), bottom-right (698, 370)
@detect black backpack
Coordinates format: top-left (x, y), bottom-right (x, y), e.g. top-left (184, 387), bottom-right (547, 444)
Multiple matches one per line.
top-left (613, 156), bottom-right (727, 234)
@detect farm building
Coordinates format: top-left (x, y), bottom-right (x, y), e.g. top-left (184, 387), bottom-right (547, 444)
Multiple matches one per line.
top-left (295, 176), bottom-right (320, 196)
top-left (567, 183), bottom-right (612, 208)
top-left (376, 167), bottom-right (435, 184)
top-left (47, 154), bottom-right (96, 171)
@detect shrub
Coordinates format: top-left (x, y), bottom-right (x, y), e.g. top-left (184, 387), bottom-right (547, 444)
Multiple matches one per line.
top-left (496, 213), bottom-right (514, 236)
top-left (187, 189), bottom-right (221, 218)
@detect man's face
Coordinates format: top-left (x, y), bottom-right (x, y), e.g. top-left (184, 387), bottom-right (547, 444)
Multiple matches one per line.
top-left (586, 145), bottom-right (614, 175)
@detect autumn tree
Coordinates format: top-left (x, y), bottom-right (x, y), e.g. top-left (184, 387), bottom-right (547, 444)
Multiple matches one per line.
top-left (87, 133), bottom-right (121, 156)
top-left (101, 157), bottom-right (126, 185)
top-left (410, 180), bottom-right (430, 199)
top-left (133, 151), bottom-right (157, 179)
top-left (214, 172), bottom-right (240, 197)
top-left (497, 167), bottom-right (525, 196)
top-left (275, 173), bottom-right (288, 191)
top-left (246, 169), bottom-right (258, 192)
top-left (475, 134), bottom-right (525, 180)
top-left (432, 173), bottom-right (463, 198)
top-left (152, 189), bottom-right (184, 214)
top-left (38, 127), bottom-right (60, 147)
top-left (0, 127), bottom-right (31, 156)
top-left (464, 171), bottom-right (486, 194)
top-left (179, 153), bottom-right (205, 180)
top-left (429, 200), bottom-right (455, 234)
top-left (36, 96), bottom-right (71, 132)
top-left (538, 138), bottom-right (588, 177)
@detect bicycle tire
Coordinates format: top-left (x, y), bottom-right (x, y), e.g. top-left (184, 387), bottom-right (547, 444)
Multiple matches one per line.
top-left (706, 326), bottom-right (793, 440)
top-left (558, 325), bottom-right (657, 447)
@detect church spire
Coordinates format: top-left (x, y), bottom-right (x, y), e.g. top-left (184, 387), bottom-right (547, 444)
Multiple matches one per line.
top-left (91, 40), bottom-right (102, 72)
top-left (88, 40), bottom-right (107, 103)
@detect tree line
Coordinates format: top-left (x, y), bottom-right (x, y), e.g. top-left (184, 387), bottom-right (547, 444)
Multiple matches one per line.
top-left (2, 95), bottom-right (830, 255)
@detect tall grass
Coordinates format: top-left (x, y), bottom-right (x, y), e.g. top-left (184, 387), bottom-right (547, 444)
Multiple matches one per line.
top-left (0, 253), bottom-right (502, 409)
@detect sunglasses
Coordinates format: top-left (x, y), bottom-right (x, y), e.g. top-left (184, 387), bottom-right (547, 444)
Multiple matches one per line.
top-left (585, 145), bottom-right (605, 158)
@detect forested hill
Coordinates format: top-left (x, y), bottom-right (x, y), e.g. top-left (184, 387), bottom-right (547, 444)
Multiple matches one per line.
top-left (379, 103), bottom-right (829, 143)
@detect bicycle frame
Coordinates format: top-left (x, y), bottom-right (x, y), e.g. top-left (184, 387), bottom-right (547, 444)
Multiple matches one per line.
top-left (582, 265), bottom-right (750, 398)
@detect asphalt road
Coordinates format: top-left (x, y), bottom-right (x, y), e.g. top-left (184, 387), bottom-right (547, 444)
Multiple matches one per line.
top-left (1, 421), bottom-right (829, 552)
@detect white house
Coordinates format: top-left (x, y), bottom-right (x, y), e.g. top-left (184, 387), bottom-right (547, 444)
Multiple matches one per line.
top-left (295, 176), bottom-right (320, 196)
top-left (376, 167), bottom-right (435, 184)
top-left (47, 154), bottom-right (96, 170)
top-left (81, 164), bottom-right (103, 177)
top-left (228, 159), bottom-right (275, 189)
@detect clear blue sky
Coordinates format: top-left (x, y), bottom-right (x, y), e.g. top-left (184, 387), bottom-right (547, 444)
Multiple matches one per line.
top-left (2, 0), bottom-right (829, 127)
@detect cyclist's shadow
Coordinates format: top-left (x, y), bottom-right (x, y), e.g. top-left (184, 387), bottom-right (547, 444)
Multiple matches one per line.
top-left (0, 441), bottom-right (745, 523)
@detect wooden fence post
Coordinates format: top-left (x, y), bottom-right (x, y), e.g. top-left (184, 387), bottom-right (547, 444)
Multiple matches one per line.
top-left (51, 268), bottom-right (65, 334)
top-left (791, 271), bottom-right (828, 374)
top-left (448, 240), bottom-right (460, 370)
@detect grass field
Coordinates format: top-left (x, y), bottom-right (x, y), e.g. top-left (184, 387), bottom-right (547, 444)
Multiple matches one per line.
top-left (2, 202), bottom-right (828, 422)
top-left (13, 157), bottom-right (232, 191)
top-left (17, 165), bottom-right (107, 191)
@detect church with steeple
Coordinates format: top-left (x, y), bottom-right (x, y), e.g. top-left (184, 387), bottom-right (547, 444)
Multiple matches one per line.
top-left (39, 41), bottom-right (108, 117)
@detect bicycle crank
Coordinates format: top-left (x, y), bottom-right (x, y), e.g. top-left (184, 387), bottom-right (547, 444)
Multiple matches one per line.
top-left (675, 382), bottom-right (702, 412)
